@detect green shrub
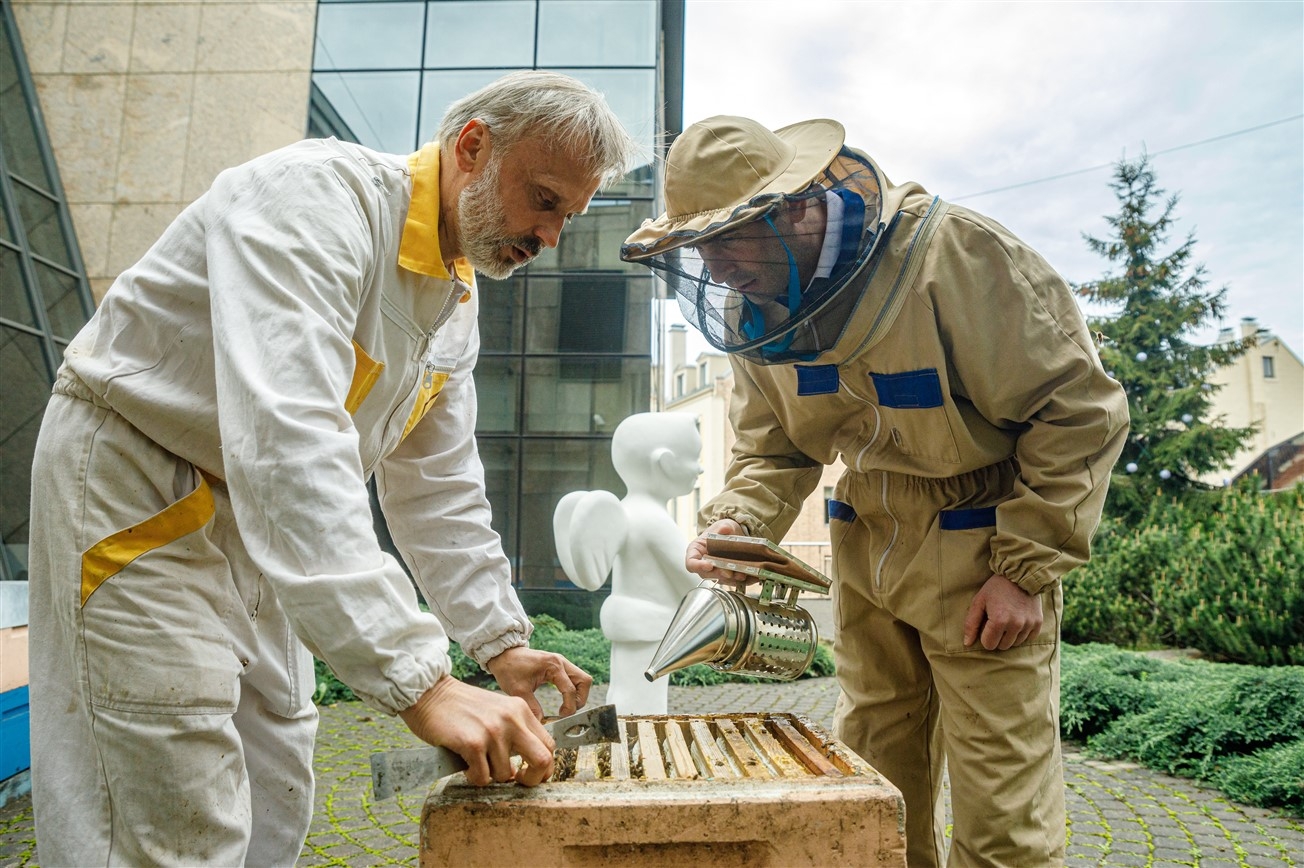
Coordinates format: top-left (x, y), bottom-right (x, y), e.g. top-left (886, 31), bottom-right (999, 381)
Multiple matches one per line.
top-left (1065, 485), bottom-right (1304, 664)
top-left (1060, 644), bottom-right (1166, 739)
top-left (1153, 489), bottom-right (1304, 665)
top-left (1062, 522), bottom-right (1175, 648)
top-left (1062, 645), bottom-right (1304, 814)
top-left (1213, 740), bottom-right (1304, 815)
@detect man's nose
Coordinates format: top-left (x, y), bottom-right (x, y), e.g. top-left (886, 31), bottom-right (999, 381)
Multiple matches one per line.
top-left (699, 249), bottom-right (736, 285)
top-left (535, 213), bottom-right (566, 249)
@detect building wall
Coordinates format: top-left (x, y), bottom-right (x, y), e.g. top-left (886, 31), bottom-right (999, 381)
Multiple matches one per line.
top-left (665, 346), bottom-right (841, 578)
top-left (1201, 318), bottom-right (1304, 486)
top-left (665, 338), bottom-right (732, 537)
top-left (11, 0), bottom-right (315, 301)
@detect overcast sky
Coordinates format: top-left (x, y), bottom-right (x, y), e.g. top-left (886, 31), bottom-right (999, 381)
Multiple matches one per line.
top-left (672, 0), bottom-right (1303, 358)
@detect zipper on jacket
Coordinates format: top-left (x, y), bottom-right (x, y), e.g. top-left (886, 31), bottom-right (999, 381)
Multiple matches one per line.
top-left (427, 282), bottom-right (464, 338)
top-left (839, 378), bottom-right (882, 472)
top-left (874, 471), bottom-right (899, 591)
top-left (370, 283), bottom-right (464, 467)
top-left (370, 332), bottom-right (432, 469)
top-left (844, 197), bottom-right (943, 362)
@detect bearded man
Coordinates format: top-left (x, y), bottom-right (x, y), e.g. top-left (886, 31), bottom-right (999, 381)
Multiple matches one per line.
top-left (27, 71), bottom-right (638, 866)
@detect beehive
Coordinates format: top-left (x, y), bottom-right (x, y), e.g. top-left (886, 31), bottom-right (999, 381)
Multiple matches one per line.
top-left (420, 713), bottom-right (906, 867)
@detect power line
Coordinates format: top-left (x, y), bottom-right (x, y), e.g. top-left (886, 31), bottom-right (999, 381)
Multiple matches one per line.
top-left (952, 114), bottom-right (1304, 201)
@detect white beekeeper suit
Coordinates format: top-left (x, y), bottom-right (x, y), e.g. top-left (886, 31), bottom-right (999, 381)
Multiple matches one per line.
top-left (28, 136), bottom-right (531, 865)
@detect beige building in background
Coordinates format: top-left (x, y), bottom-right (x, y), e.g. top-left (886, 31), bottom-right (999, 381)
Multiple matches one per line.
top-left (1201, 317), bottom-right (1304, 489)
top-left (11, 0), bottom-right (315, 302)
top-left (663, 324), bottom-right (841, 577)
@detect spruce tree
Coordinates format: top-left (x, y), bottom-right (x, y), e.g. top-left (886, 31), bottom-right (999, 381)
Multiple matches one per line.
top-left (1077, 156), bottom-right (1256, 523)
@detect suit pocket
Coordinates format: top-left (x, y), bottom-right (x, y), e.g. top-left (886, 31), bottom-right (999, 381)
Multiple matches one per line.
top-left (871, 368), bottom-right (961, 464)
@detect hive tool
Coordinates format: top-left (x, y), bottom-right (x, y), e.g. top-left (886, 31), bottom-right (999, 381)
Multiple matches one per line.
top-left (370, 703), bottom-right (620, 799)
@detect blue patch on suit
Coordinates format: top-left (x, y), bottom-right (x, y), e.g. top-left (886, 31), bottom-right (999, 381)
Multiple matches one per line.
top-left (870, 369), bottom-right (943, 409)
top-left (939, 506), bottom-right (997, 531)
top-left (827, 499), bottom-right (857, 523)
top-left (796, 365), bottom-right (840, 396)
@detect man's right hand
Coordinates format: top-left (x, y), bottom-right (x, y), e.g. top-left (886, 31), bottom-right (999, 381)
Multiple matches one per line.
top-left (685, 518), bottom-right (756, 590)
top-left (398, 676), bottom-right (556, 787)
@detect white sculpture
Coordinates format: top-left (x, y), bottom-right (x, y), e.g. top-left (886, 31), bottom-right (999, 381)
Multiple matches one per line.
top-left (553, 412), bottom-right (704, 715)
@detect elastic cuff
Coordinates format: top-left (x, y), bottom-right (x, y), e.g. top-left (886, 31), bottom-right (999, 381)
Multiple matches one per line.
top-left (467, 630), bottom-right (531, 669)
top-left (700, 508), bottom-right (766, 538)
top-left (1001, 565), bottom-right (1058, 596)
top-left (355, 653), bottom-right (453, 717)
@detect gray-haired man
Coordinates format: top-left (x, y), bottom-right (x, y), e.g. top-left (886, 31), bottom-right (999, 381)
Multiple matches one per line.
top-left (29, 71), bottom-right (638, 865)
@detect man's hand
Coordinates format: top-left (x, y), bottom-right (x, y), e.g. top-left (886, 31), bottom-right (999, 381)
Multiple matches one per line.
top-left (963, 574), bottom-right (1043, 651)
top-left (486, 645), bottom-right (592, 719)
top-left (685, 518), bottom-right (754, 589)
top-left (398, 676), bottom-right (556, 786)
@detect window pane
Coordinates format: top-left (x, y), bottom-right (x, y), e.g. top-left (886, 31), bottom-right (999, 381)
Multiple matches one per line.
top-left (474, 354), bottom-right (520, 433)
top-left (526, 272), bottom-right (623, 349)
top-left (478, 436), bottom-right (518, 568)
top-left (0, 326), bottom-right (52, 565)
top-left (530, 198), bottom-right (654, 273)
top-left (599, 162), bottom-right (655, 199)
top-left (314, 2), bottom-right (425, 70)
top-left (475, 273), bottom-right (523, 353)
top-left (312, 71), bottom-right (419, 153)
top-left (0, 26), bottom-right (50, 189)
top-left (424, 1), bottom-right (536, 69)
top-left (517, 438), bottom-right (621, 589)
top-left (523, 356), bottom-right (649, 435)
top-left (13, 181), bottom-right (71, 269)
top-left (0, 246), bottom-right (34, 327)
top-left (537, 0), bottom-right (656, 67)
top-left (546, 68), bottom-right (655, 152)
top-left (34, 260), bottom-right (87, 339)
top-left (526, 273), bottom-right (650, 355)
top-left (417, 69), bottom-right (505, 146)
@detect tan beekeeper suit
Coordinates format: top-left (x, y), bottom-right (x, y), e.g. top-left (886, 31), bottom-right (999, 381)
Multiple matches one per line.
top-left (28, 137), bottom-right (530, 865)
top-left (709, 180), bottom-right (1127, 865)
top-left (624, 117), bottom-right (1129, 867)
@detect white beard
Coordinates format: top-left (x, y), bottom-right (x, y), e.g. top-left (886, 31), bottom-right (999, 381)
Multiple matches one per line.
top-left (456, 156), bottom-right (540, 280)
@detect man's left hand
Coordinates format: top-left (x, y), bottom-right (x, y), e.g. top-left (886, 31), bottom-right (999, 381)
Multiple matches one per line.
top-left (486, 646), bottom-right (593, 719)
top-left (963, 575), bottom-right (1043, 651)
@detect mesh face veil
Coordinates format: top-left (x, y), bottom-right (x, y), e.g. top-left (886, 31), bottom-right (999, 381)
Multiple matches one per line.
top-left (623, 146), bottom-right (886, 365)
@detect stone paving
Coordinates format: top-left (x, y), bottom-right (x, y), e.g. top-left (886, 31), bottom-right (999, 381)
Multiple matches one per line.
top-left (2, 676), bottom-right (1302, 866)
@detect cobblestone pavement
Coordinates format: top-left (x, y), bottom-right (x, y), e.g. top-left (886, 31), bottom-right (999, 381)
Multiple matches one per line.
top-left (3, 676), bottom-right (1302, 866)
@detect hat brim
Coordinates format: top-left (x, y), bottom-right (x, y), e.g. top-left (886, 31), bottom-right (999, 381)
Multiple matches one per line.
top-left (623, 118), bottom-right (845, 260)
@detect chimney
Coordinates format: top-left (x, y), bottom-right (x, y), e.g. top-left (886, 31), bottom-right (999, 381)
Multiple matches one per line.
top-left (1240, 317), bottom-right (1260, 340)
top-left (669, 323), bottom-right (687, 371)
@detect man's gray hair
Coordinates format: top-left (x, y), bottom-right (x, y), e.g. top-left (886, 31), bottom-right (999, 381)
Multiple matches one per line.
top-left (437, 70), bottom-right (641, 187)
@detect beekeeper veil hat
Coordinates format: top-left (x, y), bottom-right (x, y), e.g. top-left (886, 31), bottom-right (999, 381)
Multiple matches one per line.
top-left (622, 115), bottom-right (885, 364)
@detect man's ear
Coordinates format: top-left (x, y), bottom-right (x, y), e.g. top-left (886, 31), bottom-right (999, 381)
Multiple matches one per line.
top-left (453, 119), bottom-right (491, 173)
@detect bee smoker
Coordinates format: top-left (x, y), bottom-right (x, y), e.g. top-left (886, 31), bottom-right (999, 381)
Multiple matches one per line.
top-left (644, 573), bottom-right (827, 683)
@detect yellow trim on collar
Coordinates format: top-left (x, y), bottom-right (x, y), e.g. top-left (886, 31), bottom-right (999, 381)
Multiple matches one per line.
top-left (400, 144), bottom-right (476, 285)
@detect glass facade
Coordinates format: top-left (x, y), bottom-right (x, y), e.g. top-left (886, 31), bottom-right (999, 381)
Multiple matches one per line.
top-left (310, 0), bottom-right (681, 591)
top-left (0, 4), bottom-right (94, 583)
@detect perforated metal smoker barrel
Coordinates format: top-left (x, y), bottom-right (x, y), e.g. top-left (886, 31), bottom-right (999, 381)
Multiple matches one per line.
top-left (714, 590), bottom-right (817, 680)
top-left (645, 585), bottom-right (819, 682)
